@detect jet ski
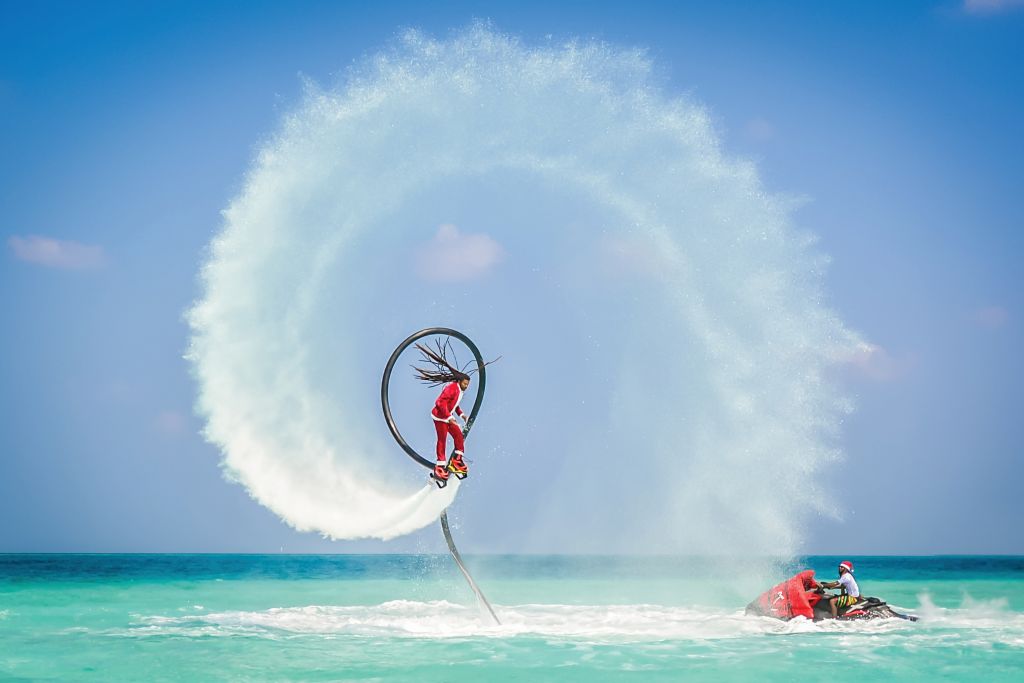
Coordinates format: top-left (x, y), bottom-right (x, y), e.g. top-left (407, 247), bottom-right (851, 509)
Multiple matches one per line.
top-left (745, 570), bottom-right (918, 622)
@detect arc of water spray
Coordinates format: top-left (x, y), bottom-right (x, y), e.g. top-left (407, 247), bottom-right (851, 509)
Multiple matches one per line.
top-left (381, 327), bottom-right (500, 625)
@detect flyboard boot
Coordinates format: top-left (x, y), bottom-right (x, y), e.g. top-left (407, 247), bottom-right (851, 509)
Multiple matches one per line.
top-left (432, 462), bottom-right (451, 489)
top-left (447, 451), bottom-right (468, 480)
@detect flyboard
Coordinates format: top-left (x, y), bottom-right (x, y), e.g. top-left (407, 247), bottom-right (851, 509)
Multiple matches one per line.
top-left (380, 327), bottom-right (500, 626)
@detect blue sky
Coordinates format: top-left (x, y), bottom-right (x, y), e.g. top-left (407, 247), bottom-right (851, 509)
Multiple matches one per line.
top-left (1, 0), bottom-right (1022, 554)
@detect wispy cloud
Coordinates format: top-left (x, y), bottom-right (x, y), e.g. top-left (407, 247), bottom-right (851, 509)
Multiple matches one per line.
top-left (597, 234), bottom-right (672, 277)
top-left (8, 235), bottom-right (106, 269)
top-left (415, 224), bottom-right (503, 282)
top-left (155, 410), bottom-right (188, 437)
top-left (973, 305), bottom-right (1009, 329)
top-left (744, 117), bottom-right (777, 142)
top-left (844, 342), bottom-right (915, 382)
top-left (963, 0), bottom-right (1024, 14)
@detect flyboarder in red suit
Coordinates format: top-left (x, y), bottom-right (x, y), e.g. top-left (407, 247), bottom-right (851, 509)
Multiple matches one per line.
top-left (413, 341), bottom-right (474, 486)
top-left (431, 378), bottom-right (470, 483)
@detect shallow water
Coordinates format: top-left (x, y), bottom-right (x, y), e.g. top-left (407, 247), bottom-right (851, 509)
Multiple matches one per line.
top-left (1, 555), bottom-right (1022, 681)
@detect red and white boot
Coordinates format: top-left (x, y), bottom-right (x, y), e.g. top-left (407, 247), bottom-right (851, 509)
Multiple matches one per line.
top-left (432, 462), bottom-right (450, 488)
top-left (447, 451), bottom-right (468, 479)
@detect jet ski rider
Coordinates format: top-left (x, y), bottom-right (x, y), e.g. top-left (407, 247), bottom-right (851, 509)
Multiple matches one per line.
top-left (819, 560), bottom-right (860, 618)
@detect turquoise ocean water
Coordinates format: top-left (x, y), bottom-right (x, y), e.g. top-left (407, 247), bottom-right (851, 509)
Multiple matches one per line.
top-left (1, 554), bottom-right (1022, 682)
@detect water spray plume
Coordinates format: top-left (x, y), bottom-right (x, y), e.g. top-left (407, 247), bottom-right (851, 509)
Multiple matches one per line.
top-left (187, 25), bottom-right (860, 552)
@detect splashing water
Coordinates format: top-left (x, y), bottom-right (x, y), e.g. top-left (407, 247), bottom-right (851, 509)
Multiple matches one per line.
top-left (187, 26), bottom-right (860, 550)
top-left (125, 594), bottom-right (1024, 648)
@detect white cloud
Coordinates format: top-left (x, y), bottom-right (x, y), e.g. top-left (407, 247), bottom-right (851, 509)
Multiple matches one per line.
top-left (415, 223), bottom-right (503, 282)
top-left (963, 0), bottom-right (1024, 14)
top-left (8, 235), bottom-right (106, 269)
top-left (973, 305), bottom-right (1009, 329)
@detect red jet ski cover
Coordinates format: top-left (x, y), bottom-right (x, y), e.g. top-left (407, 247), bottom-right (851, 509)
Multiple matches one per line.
top-left (750, 570), bottom-right (818, 620)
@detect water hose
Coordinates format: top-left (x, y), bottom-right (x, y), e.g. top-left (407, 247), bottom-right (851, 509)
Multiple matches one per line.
top-left (381, 327), bottom-right (500, 625)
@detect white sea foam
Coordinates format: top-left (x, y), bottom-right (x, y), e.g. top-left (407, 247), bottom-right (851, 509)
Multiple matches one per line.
top-left (187, 26), bottom-right (859, 548)
top-left (129, 601), bottom-right (822, 640)
top-left (123, 599), bottom-right (1024, 650)
top-left (914, 592), bottom-right (1024, 640)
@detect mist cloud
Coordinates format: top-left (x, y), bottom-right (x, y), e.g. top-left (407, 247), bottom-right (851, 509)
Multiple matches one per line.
top-left (188, 26), bottom-right (859, 554)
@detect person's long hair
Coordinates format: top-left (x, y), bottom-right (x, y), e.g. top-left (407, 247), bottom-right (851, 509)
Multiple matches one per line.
top-left (412, 337), bottom-right (497, 387)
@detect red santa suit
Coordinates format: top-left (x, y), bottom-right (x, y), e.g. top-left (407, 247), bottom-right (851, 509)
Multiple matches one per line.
top-left (431, 381), bottom-right (466, 463)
